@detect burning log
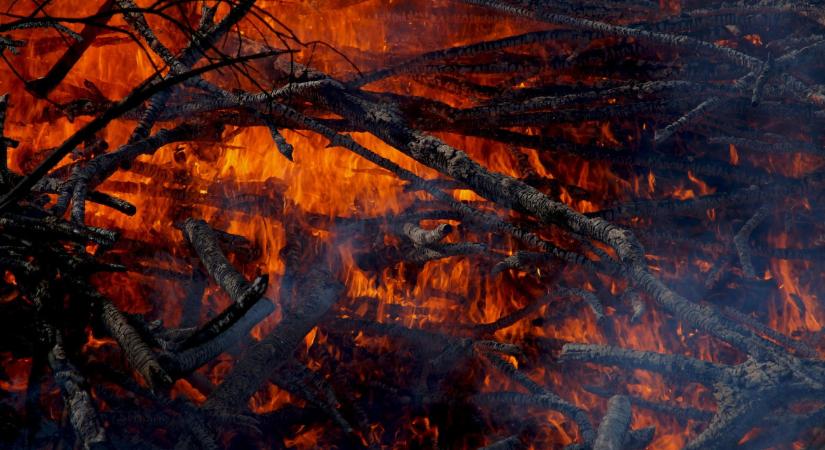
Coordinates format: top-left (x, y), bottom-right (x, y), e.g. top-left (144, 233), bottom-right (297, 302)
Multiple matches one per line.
top-left (153, 218), bottom-right (275, 377)
top-left (402, 222), bottom-right (453, 246)
top-left (160, 297), bottom-right (269, 376)
top-left (592, 395), bottom-right (632, 450)
top-left (405, 241), bottom-right (488, 264)
top-left (259, 69), bottom-right (765, 368)
top-left (583, 385), bottom-right (713, 424)
top-left (204, 261), bottom-right (343, 411)
top-left (97, 297), bottom-right (171, 390)
top-left (177, 218), bottom-right (271, 349)
top-left (48, 334), bottom-right (109, 450)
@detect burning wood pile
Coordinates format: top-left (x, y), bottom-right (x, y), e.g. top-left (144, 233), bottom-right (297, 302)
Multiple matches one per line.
top-left (0, 0), bottom-right (824, 449)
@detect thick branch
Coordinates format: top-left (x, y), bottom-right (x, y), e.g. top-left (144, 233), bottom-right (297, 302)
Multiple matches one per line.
top-left (204, 264), bottom-right (343, 411)
top-left (593, 396), bottom-right (631, 450)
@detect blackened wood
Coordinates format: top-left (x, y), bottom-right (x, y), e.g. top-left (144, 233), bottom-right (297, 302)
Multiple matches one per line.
top-left (708, 135), bottom-right (825, 157)
top-left (751, 54), bottom-right (773, 106)
top-left (178, 218), bottom-right (272, 351)
top-left (405, 241), bottom-right (487, 264)
top-left (180, 268), bottom-right (207, 328)
top-left (583, 385), bottom-right (712, 423)
top-left (26, 0), bottom-right (117, 98)
top-left (593, 396), bottom-right (631, 450)
top-left (177, 275), bottom-right (268, 351)
top-left (654, 97), bottom-right (722, 145)
top-left (0, 213), bottom-right (116, 246)
top-left (275, 359), bottom-right (353, 433)
top-left (733, 205), bottom-right (770, 278)
top-left (120, 0), bottom-right (256, 143)
top-left (625, 427), bottom-right (655, 450)
top-left (492, 251), bottom-right (556, 275)
top-left (268, 69), bottom-right (774, 359)
top-left (558, 287), bottom-right (605, 323)
top-left (182, 218), bottom-right (257, 303)
top-left (560, 344), bottom-right (725, 383)
top-left (402, 222), bottom-right (451, 246)
top-left (162, 291), bottom-right (273, 375)
top-left (48, 335), bottom-right (110, 450)
top-left (98, 299), bottom-right (171, 390)
top-left (204, 264), bottom-right (343, 410)
top-left (622, 289), bottom-right (645, 323)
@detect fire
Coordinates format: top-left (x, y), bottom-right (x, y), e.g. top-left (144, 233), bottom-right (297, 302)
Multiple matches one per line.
top-left (283, 425), bottom-right (325, 450)
top-left (171, 379), bottom-right (207, 404)
top-left (82, 329), bottom-right (116, 352)
top-left (769, 233), bottom-right (823, 335)
top-left (686, 171), bottom-right (714, 196)
top-left (0, 355), bottom-right (29, 393)
top-left (406, 416), bottom-right (440, 447)
top-left (729, 144), bottom-right (739, 166)
top-left (249, 382), bottom-right (300, 414)
top-left (744, 34), bottom-right (763, 46)
top-left (0, 1), bottom-right (823, 449)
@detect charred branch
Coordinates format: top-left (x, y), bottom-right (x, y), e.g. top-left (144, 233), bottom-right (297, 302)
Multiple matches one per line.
top-left (733, 205), bottom-right (771, 279)
top-left (179, 218), bottom-right (272, 351)
top-left (204, 262), bottom-right (343, 411)
top-left (402, 222), bottom-right (452, 246)
top-left (560, 344), bottom-right (726, 383)
top-left (97, 298), bottom-right (171, 390)
top-left (583, 385), bottom-right (713, 423)
top-left (48, 336), bottom-right (110, 450)
top-left (26, 0), bottom-right (116, 98)
top-left (593, 395), bottom-right (631, 450)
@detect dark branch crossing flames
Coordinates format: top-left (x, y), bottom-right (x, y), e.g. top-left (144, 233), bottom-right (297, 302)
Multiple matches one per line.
top-left (0, 0), bottom-right (823, 449)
